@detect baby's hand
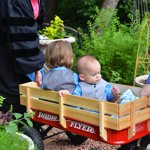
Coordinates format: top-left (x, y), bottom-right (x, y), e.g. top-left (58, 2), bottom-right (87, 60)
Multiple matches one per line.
top-left (112, 86), bottom-right (120, 97)
top-left (59, 90), bottom-right (70, 97)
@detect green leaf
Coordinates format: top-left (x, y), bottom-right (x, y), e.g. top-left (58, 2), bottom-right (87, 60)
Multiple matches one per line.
top-left (5, 122), bottom-right (18, 134)
top-left (26, 119), bottom-right (33, 127)
top-left (24, 112), bottom-right (33, 119)
top-left (13, 113), bottom-right (23, 119)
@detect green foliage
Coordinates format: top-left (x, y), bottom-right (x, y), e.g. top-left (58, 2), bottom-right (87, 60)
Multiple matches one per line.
top-left (73, 9), bottom-right (143, 85)
top-left (56, 0), bottom-right (99, 28)
top-left (0, 130), bottom-right (28, 150)
top-left (2, 111), bottom-right (34, 134)
top-left (0, 97), bottom-right (35, 149)
top-left (110, 71), bottom-right (123, 83)
top-left (0, 96), bottom-right (4, 107)
top-left (0, 97), bottom-right (34, 132)
top-left (42, 16), bottom-right (65, 39)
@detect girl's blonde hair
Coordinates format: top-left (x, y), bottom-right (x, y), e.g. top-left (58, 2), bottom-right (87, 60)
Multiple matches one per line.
top-left (45, 41), bottom-right (73, 69)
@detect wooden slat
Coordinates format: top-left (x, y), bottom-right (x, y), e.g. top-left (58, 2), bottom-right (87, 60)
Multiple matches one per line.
top-left (99, 102), bottom-right (107, 141)
top-left (26, 88), bottom-right (31, 113)
top-left (118, 116), bottom-right (130, 130)
top-left (59, 96), bottom-right (66, 128)
top-left (128, 102), bottom-right (136, 139)
top-left (20, 88), bottom-right (60, 103)
top-left (20, 96), bottom-right (59, 114)
top-left (20, 82), bottom-right (39, 88)
top-left (118, 107), bottom-right (150, 130)
top-left (119, 103), bottom-right (130, 116)
top-left (63, 95), bottom-right (118, 115)
top-left (133, 96), bottom-right (148, 109)
top-left (19, 85), bottom-right (27, 95)
top-left (135, 108), bottom-right (150, 123)
top-left (119, 96), bottom-right (148, 116)
top-left (65, 106), bottom-right (99, 125)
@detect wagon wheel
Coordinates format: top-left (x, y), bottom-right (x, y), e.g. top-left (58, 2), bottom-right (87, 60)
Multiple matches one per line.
top-left (19, 126), bottom-right (44, 150)
top-left (33, 121), bottom-right (53, 139)
top-left (137, 134), bottom-right (150, 150)
top-left (118, 134), bottom-right (150, 150)
top-left (65, 131), bottom-right (88, 145)
top-left (117, 140), bottom-right (137, 150)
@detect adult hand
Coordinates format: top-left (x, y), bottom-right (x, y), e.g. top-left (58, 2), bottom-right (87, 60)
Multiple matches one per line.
top-left (34, 70), bottom-right (42, 86)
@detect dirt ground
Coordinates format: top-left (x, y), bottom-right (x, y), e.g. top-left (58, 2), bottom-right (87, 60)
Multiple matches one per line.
top-left (43, 128), bottom-right (120, 150)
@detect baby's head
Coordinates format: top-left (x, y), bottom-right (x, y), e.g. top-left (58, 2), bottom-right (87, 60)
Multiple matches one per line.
top-left (77, 55), bottom-right (101, 84)
top-left (45, 41), bottom-right (73, 69)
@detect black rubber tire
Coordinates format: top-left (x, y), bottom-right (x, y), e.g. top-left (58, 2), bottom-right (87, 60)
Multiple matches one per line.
top-left (20, 126), bottom-right (44, 150)
top-left (118, 135), bottom-right (150, 150)
top-left (65, 131), bottom-right (88, 145)
top-left (137, 134), bottom-right (150, 149)
top-left (33, 121), bottom-right (52, 139)
top-left (118, 141), bottom-right (137, 150)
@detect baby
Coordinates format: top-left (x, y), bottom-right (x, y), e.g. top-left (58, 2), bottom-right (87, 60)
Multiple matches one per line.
top-left (74, 55), bottom-right (120, 101)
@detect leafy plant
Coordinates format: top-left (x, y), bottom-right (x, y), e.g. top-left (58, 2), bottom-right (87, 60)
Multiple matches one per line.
top-left (0, 130), bottom-right (28, 150)
top-left (56, 0), bottom-right (99, 28)
top-left (110, 71), bottom-right (123, 83)
top-left (0, 96), bottom-right (4, 107)
top-left (42, 15), bottom-right (66, 39)
top-left (0, 96), bottom-right (34, 149)
top-left (0, 110), bottom-right (34, 134)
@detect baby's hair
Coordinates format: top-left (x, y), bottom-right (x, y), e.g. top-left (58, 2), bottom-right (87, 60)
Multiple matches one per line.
top-left (45, 41), bottom-right (73, 69)
top-left (76, 55), bottom-right (100, 74)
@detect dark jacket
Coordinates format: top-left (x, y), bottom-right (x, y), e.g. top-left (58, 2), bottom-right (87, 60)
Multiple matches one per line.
top-left (0, 0), bottom-right (45, 112)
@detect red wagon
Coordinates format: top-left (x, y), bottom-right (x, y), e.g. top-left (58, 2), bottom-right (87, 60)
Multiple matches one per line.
top-left (19, 82), bottom-right (150, 150)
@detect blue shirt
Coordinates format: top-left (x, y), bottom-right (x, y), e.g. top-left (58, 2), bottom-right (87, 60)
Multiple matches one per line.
top-left (146, 74), bottom-right (150, 84)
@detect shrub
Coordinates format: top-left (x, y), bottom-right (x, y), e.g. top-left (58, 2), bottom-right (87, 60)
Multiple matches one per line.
top-left (42, 16), bottom-right (66, 39)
